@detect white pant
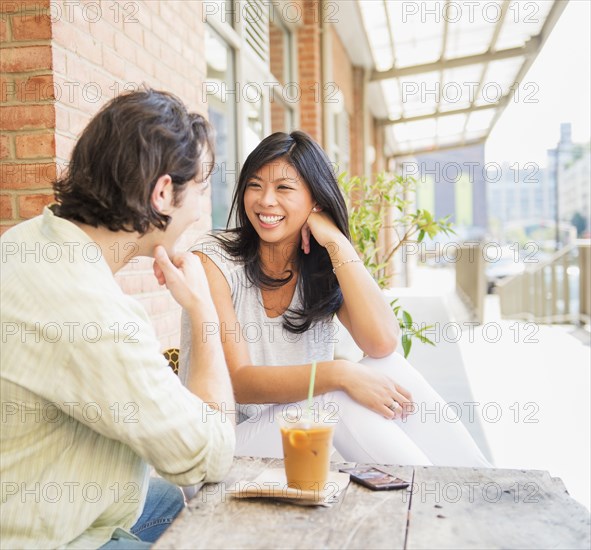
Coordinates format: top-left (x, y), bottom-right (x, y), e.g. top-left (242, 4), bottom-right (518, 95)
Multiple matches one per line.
top-left (235, 352), bottom-right (492, 467)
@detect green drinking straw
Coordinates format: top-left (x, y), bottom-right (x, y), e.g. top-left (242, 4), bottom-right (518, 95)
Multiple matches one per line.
top-left (307, 360), bottom-right (317, 416)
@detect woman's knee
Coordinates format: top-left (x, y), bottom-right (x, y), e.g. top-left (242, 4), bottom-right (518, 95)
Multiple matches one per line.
top-left (360, 350), bottom-right (408, 368)
top-left (360, 352), bottom-right (425, 383)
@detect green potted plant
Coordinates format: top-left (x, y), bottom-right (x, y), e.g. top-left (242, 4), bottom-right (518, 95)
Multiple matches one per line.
top-left (338, 172), bottom-right (455, 357)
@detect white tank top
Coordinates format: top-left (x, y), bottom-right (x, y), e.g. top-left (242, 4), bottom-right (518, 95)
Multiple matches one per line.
top-left (178, 235), bottom-right (337, 411)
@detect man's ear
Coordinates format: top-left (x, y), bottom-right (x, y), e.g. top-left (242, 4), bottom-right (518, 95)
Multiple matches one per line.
top-left (151, 174), bottom-right (174, 214)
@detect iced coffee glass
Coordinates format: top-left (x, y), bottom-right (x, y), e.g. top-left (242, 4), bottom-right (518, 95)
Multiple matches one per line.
top-left (278, 410), bottom-right (337, 492)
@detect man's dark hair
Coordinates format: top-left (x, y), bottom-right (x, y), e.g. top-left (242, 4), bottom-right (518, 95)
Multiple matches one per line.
top-left (53, 88), bottom-right (214, 234)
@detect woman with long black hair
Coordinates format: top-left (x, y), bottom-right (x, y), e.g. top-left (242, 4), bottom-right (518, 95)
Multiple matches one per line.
top-left (179, 130), bottom-right (490, 467)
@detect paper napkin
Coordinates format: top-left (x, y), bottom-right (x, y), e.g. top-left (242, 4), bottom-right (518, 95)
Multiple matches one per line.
top-left (228, 468), bottom-right (351, 507)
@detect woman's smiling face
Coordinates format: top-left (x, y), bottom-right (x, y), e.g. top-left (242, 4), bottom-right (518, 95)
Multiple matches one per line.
top-left (243, 158), bottom-right (315, 247)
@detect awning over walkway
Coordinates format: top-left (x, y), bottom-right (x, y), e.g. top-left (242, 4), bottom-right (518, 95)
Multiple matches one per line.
top-left (353, 0), bottom-right (567, 157)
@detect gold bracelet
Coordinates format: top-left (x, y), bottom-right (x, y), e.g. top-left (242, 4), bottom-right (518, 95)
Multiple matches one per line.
top-left (332, 258), bottom-right (362, 273)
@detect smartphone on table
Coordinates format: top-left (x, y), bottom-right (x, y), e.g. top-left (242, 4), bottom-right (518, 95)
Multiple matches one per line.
top-left (339, 465), bottom-right (410, 491)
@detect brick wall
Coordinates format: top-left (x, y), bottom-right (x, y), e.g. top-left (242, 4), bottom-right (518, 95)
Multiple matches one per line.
top-left (372, 117), bottom-right (385, 174)
top-left (1, 0), bottom-right (210, 349)
top-left (297, 0), bottom-right (321, 143)
top-left (1, 0), bottom-right (55, 236)
top-left (330, 27), bottom-right (352, 114)
top-left (51, 0), bottom-right (209, 166)
top-left (350, 66), bottom-right (365, 177)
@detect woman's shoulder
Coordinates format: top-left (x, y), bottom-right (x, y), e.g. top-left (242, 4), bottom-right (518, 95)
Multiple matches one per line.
top-left (189, 230), bottom-right (235, 257)
top-left (188, 231), bottom-right (245, 279)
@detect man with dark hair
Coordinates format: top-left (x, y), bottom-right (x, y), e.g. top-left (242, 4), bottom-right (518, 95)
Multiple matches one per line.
top-left (0, 89), bottom-right (235, 549)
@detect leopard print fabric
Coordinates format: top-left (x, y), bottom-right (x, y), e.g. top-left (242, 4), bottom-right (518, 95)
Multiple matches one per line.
top-left (163, 348), bottom-right (180, 375)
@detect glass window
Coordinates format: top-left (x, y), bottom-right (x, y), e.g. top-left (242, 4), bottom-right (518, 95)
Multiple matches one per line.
top-left (204, 4), bottom-right (298, 227)
top-left (330, 90), bottom-right (350, 174)
top-left (245, 83), bottom-right (264, 154)
top-left (267, 10), bottom-right (295, 133)
top-left (205, 26), bottom-right (237, 229)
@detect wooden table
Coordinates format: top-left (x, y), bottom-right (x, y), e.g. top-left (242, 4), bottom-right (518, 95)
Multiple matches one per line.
top-left (155, 457), bottom-right (590, 549)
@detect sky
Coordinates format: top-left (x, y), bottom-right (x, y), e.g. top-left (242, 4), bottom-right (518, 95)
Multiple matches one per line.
top-left (485, 0), bottom-right (591, 167)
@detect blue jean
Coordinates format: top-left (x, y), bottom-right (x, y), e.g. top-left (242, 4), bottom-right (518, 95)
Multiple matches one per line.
top-left (100, 477), bottom-right (185, 549)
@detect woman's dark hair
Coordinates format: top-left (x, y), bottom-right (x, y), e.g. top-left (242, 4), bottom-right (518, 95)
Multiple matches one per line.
top-left (216, 130), bottom-right (351, 334)
top-left (53, 88), bottom-right (214, 234)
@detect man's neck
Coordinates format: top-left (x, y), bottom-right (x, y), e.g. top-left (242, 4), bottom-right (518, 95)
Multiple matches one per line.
top-left (70, 221), bottom-right (146, 274)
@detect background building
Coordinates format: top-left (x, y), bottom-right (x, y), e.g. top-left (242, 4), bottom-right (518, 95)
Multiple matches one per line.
top-left (487, 122), bottom-right (590, 244)
top-left (549, 123), bottom-right (591, 238)
top-left (487, 160), bottom-right (553, 244)
top-left (413, 144), bottom-right (488, 241)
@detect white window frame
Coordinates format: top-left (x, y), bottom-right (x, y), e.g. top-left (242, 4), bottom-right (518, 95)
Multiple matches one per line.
top-left (205, 1), bottom-right (300, 224)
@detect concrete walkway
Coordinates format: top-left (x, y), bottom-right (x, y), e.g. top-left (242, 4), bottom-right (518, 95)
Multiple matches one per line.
top-left (408, 267), bottom-right (591, 513)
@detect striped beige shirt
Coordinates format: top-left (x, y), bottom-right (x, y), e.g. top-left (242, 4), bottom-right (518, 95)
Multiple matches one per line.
top-left (0, 207), bottom-right (235, 549)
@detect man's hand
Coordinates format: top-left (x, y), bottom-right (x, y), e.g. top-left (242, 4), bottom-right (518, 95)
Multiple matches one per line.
top-left (155, 245), bottom-right (235, 425)
top-left (153, 245), bottom-right (211, 311)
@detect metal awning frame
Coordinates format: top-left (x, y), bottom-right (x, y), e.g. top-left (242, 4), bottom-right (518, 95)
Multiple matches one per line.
top-left (363, 0), bottom-right (568, 157)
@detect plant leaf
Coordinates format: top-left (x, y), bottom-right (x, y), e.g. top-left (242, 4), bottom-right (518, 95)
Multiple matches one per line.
top-left (338, 170), bottom-right (455, 359)
top-left (402, 310), bottom-right (412, 328)
top-left (401, 334), bottom-right (411, 358)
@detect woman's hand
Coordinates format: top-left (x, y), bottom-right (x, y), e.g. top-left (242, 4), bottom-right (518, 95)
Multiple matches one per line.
top-left (300, 206), bottom-right (345, 254)
top-left (338, 360), bottom-right (413, 420)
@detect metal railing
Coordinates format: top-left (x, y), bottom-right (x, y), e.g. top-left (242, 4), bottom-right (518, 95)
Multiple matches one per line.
top-left (497, 240), bottom-right (591, 325)
top-left (454, 243), bottom-right (486, 324)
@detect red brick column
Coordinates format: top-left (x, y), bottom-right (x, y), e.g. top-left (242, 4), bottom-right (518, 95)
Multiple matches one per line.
top-left (1, 0), bottom-right (56, 235)
top-left (350, 67), bottom-right (365, 177)
top-left (297, 0), bottom-right (322, 143)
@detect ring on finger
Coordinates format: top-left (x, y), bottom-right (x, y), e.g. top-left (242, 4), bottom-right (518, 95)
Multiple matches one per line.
top-left (387, 400), bottom-right (400, 412)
